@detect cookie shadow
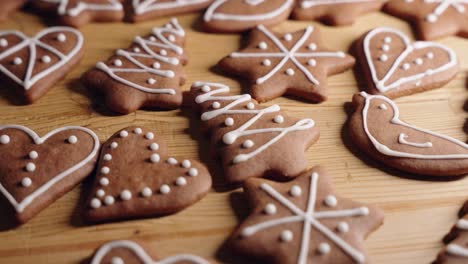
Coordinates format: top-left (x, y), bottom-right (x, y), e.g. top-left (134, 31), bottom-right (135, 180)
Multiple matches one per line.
top-left (69, 168), bottom-right (97, 227)
top-left (0, 196), bottom-right (20, 231)
top-left (349, 40), bottom-right (368, 95)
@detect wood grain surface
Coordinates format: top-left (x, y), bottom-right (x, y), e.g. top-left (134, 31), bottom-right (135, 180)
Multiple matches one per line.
top-left (0, 10), bottom-right (466, 264)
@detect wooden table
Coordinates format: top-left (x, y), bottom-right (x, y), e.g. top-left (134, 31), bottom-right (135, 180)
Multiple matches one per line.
top-left (0, 10), bottom-right (466, 264)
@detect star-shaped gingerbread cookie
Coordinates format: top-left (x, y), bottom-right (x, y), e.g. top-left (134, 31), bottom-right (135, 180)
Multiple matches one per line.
top-left (230, 166), bottom-right (384, 264)
top-left (384, 0), bottom-right (468, 40)
top-left (218, 25), bottom-right (355, 103)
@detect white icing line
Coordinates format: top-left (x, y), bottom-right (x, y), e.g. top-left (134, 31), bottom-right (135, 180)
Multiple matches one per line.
top-left (456, 218), bottom-right (468, 230)
top-left (398, 133), bottom-right (433, 148)
top-left (0, 125), bottom-right (99, 213)
top-left (39, 0), bottom-right (123, 16)
top-left (447, 243), bottom-right (468, 257)
top-left (132, 0), bottom-right (211, 15)
top-left (204, 0), bottom-right (294, 22)
top-left (422, 0), bottom-right (468, 23)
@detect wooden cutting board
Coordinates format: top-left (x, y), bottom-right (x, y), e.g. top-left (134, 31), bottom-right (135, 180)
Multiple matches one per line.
top-left (0, 10), bottom-right (466, 264)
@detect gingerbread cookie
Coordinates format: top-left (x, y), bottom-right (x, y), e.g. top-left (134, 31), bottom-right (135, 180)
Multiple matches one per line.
top-left (0, 0), bottom-right (28, 22)
top-left (218, 25), bottom-right (355, 103)
top-left (125, 0), bottom-right (214, 23)
top-left (203, 0), bottom-right (294, 33)
top-left (354, 27), bottom-right (458, 98)
top-left (90, 240), bottom-right (211, 264)
top-left (0, 125), bottom-right (100, 225)
top-left (31, 0), bottom-right (124, 28)
top-left (230, 166), bottom-right (384, 264)
top-left (84, 126), bottom-right (211, 223)
top-left (384, 0), bottom-right (468, 40)
top-left (0, 27), bottom-right (83, 104)
top-left (189, 82), bottom-right (320, 183)
top-left (292, 0), bottom-right (385, 26)
top-left (349, 92), bottom-right (468, 177)
top-left (82, 18), bottom-right (187, 114)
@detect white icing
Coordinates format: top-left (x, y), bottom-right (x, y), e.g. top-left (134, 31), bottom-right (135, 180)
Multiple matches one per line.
top-left (132, 0), bottom-right (211, 15)
top-left (41, 55), bottom-right (52, 64)
top-left (0, 38), bottom-right (8, 47)
top-left (100, 177), bottom-right (110, 186)
top-left (160, 184), bottom-right (171, 194)
top-left (167, 157), bottom-right (178, 164)
top-left (300, 0), bottom-right (374, 9)
top-left (57, 33), bottom-right (66, 42)
top-left (224, 117), bottom-right (234, 126)
top-left (103, 154), bottom-right (112, 161)
top-left (188, 168), bottom-right (198, 177)
top-left (110, 142), bottom-right (118, 149)
top-left (119, 130), bottom-right (129, 138)
top-left (181, 160), bottom-right (191, 168)
top-left (337, 221), bottom-right (349, 233)
top-left (398, 133), bottom-right (433, 148)
top-left (141, 187), bottom-right (153, 197)
top-left (193, 82), bottom-right (315, 164)
top-left (104, 195), bottom-right (115, 205)
top-left (21, 177), bottom-right (32, 187)
top-left (101, 166), bottom-right (110, 174)
top-left (25, 162), bottom-right (36, 172)
top-left (204, 0), bottom-right (294, 22)
top-left (120, 190), bottom-right (132, 200)
top-left (39, 0), bottom-right (123, 17)
top-left (0, 125), bottom-right (99, 213)
top-left (29, 151), bottom-right (39, 159)
top-left (150, 142), bottom-right (159, 150)
top-left (175, 177), bottom-right (187, 186)
top-left (150, 153), bottom-right (160, 163)
top-left (90, 240), bottom-right (210, 264)
top-left (96, 189), bottom-right (105, 197)
top-left (447, 243), bottom-right (468, 257)
top-left (264, 203), bottom-right (277, 215)
top-left (0, 27), bottom-right (83, 90)
top-left (134, 127), bottom-right (143, 134)
top-left (456, 218), bottom-right (468, 230)
top-left (363, 27), bottom-right (457, 93)
top-left (242, 140), bottom-right (254, 148)
top-left (212, 101), bottom-right (221, 109)
top-left (324, 195), bottom-right (337, 207)
top-left (0, 135), bottom-right (10, 144)
top-left (145, 132), bottom-right (154, 140)
top-left (241, 172), bottom-right (368, 263)
top-left (111, 257), bottom-right (124, 264)
top-left (13, 57), bottom-right (22, 65)
top-left (274, 115), bottom-right (284, 124)
top-left (68, 135), bottom-right (78, 144)
top-left (421, 0), bottom-right (467, 23)
top-left (317, 242), bottom-right (331, 255)
top-left (90, 198), bottom-right (102, 209)
top-left (280, 230), bottom-right (294, 242)
top-left (290, 185), bottom-right (302, 197)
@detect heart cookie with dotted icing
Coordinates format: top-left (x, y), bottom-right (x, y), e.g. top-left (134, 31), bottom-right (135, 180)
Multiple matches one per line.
top-left (203, 0), bottom-right (294, 33)
top-left (0, 125), bottom-right (100, 225)
top-left (229, 166), bottom-right (384, 264)
top-left (0, 0), bottom-right (28, 21)
top-left (0, 27), bottom-right (84, 104)
top-left (355, 27), bottom-right (458, 98)
top-left (84, 126), bottom-right (211, 223)
top-left (90, 240), bottom-right (212, 264)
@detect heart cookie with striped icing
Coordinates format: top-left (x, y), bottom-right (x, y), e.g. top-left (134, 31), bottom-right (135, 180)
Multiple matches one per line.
top-left (355, 27), bottom-right (458, 98)
top-left (84, 126), bottom-right (211, 223)
top-left (0, 125), bottom-right (100, 225)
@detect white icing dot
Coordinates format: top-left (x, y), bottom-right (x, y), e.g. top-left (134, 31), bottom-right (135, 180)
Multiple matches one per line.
top-left (120, 190), bottom-right (132, 200)
top-left (273, 115), bottom-right (284, 124)
top-left (41, 55), bottom-right (51, 64)
top-left (188, 168), bottom-right (198, 177)
top-left (167, 157), bottom-right (178, 164)
top-left (384, 37), bottom-right (392, 43)
top-left (119, 130), bottom-right (129, 138)
top-left (324, 195), bottom-right (338, 207)
top-left (160, 184), bottom-right (171, 194)
top-left (133, 47), bottom-right (141, 53)
top-left (68, 135), bottom-right (78, 144)
top-left (280, 230), bottom-right (293, 242)
top-left (308, 59), bottom-right (316, 67)
top-left (96, 189), bottom-right (105, 198)
top-left (415, 58), bottom-right (423, 65)
top-left (57, 33), bottom-right (66, 42)
top-left (0, 38), bottom-right (8, 47)
top-left (308, 43), bottom-right (317, 50)
top-left (13, 57), bottom-right (22, 65)
top-left (113, 59), bottom-right (123, 67)
top-left (21, 177), bottom-right (32, 187)
top-left (0, 135), bottom-right (10, 144)
top-left (379, 104), bottom-right (387, 110)
top-left (337, 221), bottom-right (349, 233)
top-left (286, 68), bottom-right (295, 76)
top-left (246, 102), bottom-right (255, 109)
top-left (145, 132), bottom-right (154, 140)
top-left (360, 206), bottom-right (370, 215)
top-left (290, 185), bottom-right (302, 197)
top-left (242, 140), bottom-right (254, 148)
top-left (381, 44), bottom-right (390, 52)
top-left (103, 154), bottom-right (112, 161)
top-left (284, 33), bottom-right (293, 41)
top-left (426, 52), bottom-right (434, 59)
top-left (317, 242), bottom-right (331, 255)
top-left (401, 63), bottom-right (410, 70)
top-left (379, 54), bottom-right (388, 62)
top-left (149, 36), bottom-right (156, 42)
top-left (111, 257), bottom-right (124, 264)
top-left (181, 160), bottom-right (191, 168)
top-left (168, 35), bottom-right (176, 42)
top-left (101, 166), bottom-right (110, 174)
top-left (426, 14), bottom-right (437, 23)
top-left (150, 153), bottom-right (160, 163)
top-left (147, 78), bottom-right (156, 85)
top-left (258, 41), bottom-right (268, 50)
top-left (176, 176), bottom-right (187, 186)
top-left (153, 62), bottom-right (161, 69)
top-left (25, 162), bottom-right (36, 172)
top-left (262, 59), bottom-right (271, 66)
top-left (90, 198), bottom-right (101, 209)
top-left (224, 117), bottom-right (234, 126)
top-left (29, 151), bottom-right (38, 159)
top-left (150, 143), bottom-right (159, 150)
top-left (201, 85), bottom-right (211, 92)
top-left (141, 187), bottom-right (152, 197)
top-left (104, 195), bottom-right (115, 205)
top-left (264, 203), bottom-right (277, 215)
top-left (212, 101), bottom-right (221, 109)
top-left (160, 49), bottom-right (168, 56)
top-left (110, 142), bottom-right (118, 149)
top-left (100, 177), bottom-right (109, 186)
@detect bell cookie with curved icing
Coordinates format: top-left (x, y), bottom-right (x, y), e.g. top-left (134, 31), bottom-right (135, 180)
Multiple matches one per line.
top-left (384, 0), bottom-right (468, 40)
top-left (292, 0), bottom-right (385, 26)
top-left (90, 240), bottom-right (212, 264)
top-left (82, 18), bottom-right (187, 114)
top-left (203, 0), bottom-right (294, 33)
top-left (348, 92), bottom-right (468, 177)
top-left (31, 0), bottom-right (124, 28)
top-left (0, 0), bottom-right (28, 21)
top-left (229, 166), bottom-right (384, 264)
top-left (125, 0), bottom-right (215, 23)
top-left (84, 126), bottom-right (211, 223)
top-left (188, 82), bottom-right (320, 183)
top-left (0, 125), bottom-right (100, 225)
top-left (0, 27), bottom-right (83, 104)
top-left (218, 25), bottom-right (355, 103)
top-left (434, 201), bottom-right (468, 263)
top-left (354, 27), bottom-right (458, 98)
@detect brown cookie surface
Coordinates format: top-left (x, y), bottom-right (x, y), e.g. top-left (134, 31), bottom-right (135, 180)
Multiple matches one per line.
top-left (202, 0), bottom-right (294, 33)
top-left (384, 0), bottom-right (468, 40)
top-left (90, 240), bottom-right (212, 264)
top-left (188, 82), bottom-right (320, 183)
top-left (82, 18), bottom-right (186, 114)
top-left (230, 166), bottom-right (384, 264)
top-left (348, 92), bottom-right (468, 177)
top-left (0, 0), bottom-right (28, 21)
top-left (84, 126), bottom-right (212, 223)
top-left (0, 27), bottom-right (84, 104)
top-left (292, 0), bottom-right (385, 26)
top-left (0, 125), bottom-right (100, 224)
top-left (354, 27), bottom-right (459, 98)
top-left (218, 25), bottom-right (355, 103)
top-left (31, 0), bottom-right (124, 28)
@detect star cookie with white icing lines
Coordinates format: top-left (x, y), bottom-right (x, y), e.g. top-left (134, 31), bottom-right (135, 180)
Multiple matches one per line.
top-left (230, 166), bottom-right (384, 264)
top-left (292, 0), bottom-right (385, 26)
top-left (0, 125), bottom-right (100, 224)
top-left (82, 18), bottom-right (187, 114)
top-left (31, 0), bottom-right (124, 27)
top-left (384, 0), bottom-right (468, 40)
top-left (218, 25), bottom-right (355, 103)
top-left (354, 27), bottom-right (458, 98)
top-left (189, 82), bottom-right (319, 183)
top-left (84, 126), bottom-right (211, 223)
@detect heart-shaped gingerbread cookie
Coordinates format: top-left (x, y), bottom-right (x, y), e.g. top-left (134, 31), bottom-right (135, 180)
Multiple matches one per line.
top-left (0, 27), bottom-right (84, 103)
top-left (84, 126), bottom-right (212, 223)
top-left (0, 125), bottom-right (100, 224)
top-left (357, 27), bottom-right (458, 98)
